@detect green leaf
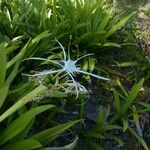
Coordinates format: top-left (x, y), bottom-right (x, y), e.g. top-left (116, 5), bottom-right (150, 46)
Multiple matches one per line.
top-left (31, 30), bottom-right (51, 44)
top-left (6, 45), bottom-right (20, 54)
top-left (8, 81), bottom-right (35, 100)
top-left (108, 136), bottom-right (123, 147)
top-left (77, 32), bottom-right (93, 44)
top-left (122, 119), bottom-right (129, 132)
top-left (121, 78), bottom-right (144, 115)
top-left (89, 43), bottom-right (102, 47)
top-left (133, 106), bottom-right (142, 136)
top-left (98, 8), bottom-right (113, 31)
top-left (103, 42), bottom-right (121, 48)
top-left (11, 119), bottom-right (35, 142)
top-left (7, 40), bottom-right (29, 69)
top-left (0, 84), bottom-right (9, 108)
top-left (89, 58), bottom-right (96, 72)
top-left (0, 84), bottom-right (47, 122)
top-left (98, 124), bottom-right (121, 131)
top-left (138, 102), bottom-right (150, 110)
top-left (128, 127), bottom-right (149, 150)
top-left (84, 132), bottom-right (105, 139)
top-left (31, 120), bottom-right (81, 145)
top-left (97, 106), bottom-right (106, 126)
top-left (0, 43), bottom-right (7, 88)
top-left (117, 61), bottom-right (138, 67)
top-left (5, 61), bottom-right (20, 85)
top-left (0, 105), bottom-right (54, 145)
top-left (1, 139), bottom-right (42, 150)
top-left (116, 80), bottom-right (128, 97)
top-left (113, 89), bottom-right (121, 114)
top-left (45, 136), bottom-right (78, 150)
top-left (104, 12), bottom-right (136, 40)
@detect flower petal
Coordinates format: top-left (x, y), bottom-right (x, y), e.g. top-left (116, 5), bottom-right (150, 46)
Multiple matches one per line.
top-left (75, 53), bottom-right (94, 63)
top-left (78, 69), bottom-right (110, 81)
top-left (22, 70), bottom-right (62, 77)
top-left (23, 57), bottom-right (63, 68)
top-left (55, 38), bottom-right (67, 61)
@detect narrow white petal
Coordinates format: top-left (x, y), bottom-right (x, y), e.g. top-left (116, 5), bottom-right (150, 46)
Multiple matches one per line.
top-left (75, 53), bottom-right (94, 63)
top-left (78, 70), bottom-right (110, 81)
top-left (55, 38), bottom-right (67, 61)
top-left (23, 57), bottom-right (63, 67)
top-left (22, 70), bottom-right (61, 77)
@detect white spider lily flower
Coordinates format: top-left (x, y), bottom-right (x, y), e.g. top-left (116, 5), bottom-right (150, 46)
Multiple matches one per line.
top-left (22, 39), bottom-right (110, 98)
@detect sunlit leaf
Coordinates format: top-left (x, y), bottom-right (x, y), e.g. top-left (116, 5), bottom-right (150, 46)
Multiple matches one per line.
top-left (31, 120), bottom-right (81, 145)
top-left (121, 78), bottom-right (144, 115)
top-left (0, 84), bottom-right (9, 108)
top-left (0, 105), bottom-right (54, 145)
top-left (0, 43), bottom-right (7, 88)
top-left (1, 139), bottom-right (42, 150)
top-left (0, 85), bottom-right (47, 122)
top-left (103, 12), bottom-right (136, 40)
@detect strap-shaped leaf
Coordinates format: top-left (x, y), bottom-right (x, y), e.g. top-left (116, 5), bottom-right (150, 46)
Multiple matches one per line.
top-left (0, 84), bottom-right (47, 122)
top-left (98, 8), bottom-right (113, 31)
top-left (0, 84), bottom-right (9, 108)
top-left (31, 30), bottom-right (51, 44)
top-left (121, 78), bottom-right (144, 115)
top-left (103, 12), bottom-right (136, 40)
top-left (0, 105), bottom-right (54, 145)
top-left (0, 43), bottom-right (7, 88)
top-left (113, 89), bottom-right (121, 114)
top-left (7, 40), bottom-right (29, 69)
top-left (128, 127), bottom-right (149, 150)
top-left (1, 139), bottom-right (42, 150)
top-left (122, 119), bottom-right (129, 132)
top-left (133, 106), bottom-right (142, 136)
top-left (103, 42), bottom-right (121, 48)
top-left (31, 119), bottom-right (81, 145)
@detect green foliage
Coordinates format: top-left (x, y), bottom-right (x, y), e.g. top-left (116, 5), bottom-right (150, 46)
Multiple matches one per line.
top-left (31, 120), bottom-right (81, 146)
top-left (112, 79), bottom-right (149, 149)
top-left (0, 32), bottom-right (81, 149)
top-left (0, 105), bottom-right (54, 145)
top-left (44, 136), bottom-right (79, 150)
top-left (82, 106), bottom-right (122, 149)
top-left (0, 0), bottom-right (134, 50)
top-left (0, 0), bottom-right (149, 149)
top-left (2, 139), bottom-right (42, 150)
top-left (0, 103), bottom-right (80, 149)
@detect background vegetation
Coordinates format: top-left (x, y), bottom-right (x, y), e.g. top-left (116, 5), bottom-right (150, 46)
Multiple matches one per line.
top-left (0, 0), bottom-right (149, 150)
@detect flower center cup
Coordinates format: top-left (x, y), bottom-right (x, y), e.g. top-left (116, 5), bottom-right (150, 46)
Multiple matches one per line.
top-left (64, 60), bottom-right (78, 73)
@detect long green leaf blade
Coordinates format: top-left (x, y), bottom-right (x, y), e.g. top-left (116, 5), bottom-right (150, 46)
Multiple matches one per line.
top-left (0, 43), bottom-right (7, 88)
top-left (129, 127), bottom-right (149, 150)
top-left (1, 139), bottom-right (42, 150)
top-left (113, 89), bottom-right (121, 114)
top-left (31, 119), bottom-right (81, 145)
top-left (0, 84), bottom-right (47, 122)
top-left (103, 12), bottom-right (136, 40)
top-left (0, 105), bottom-right (54, 145)
top-left (0, 84), bottom-right (9, 108)
top-left (121, 78), bottom-right (144, 115)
